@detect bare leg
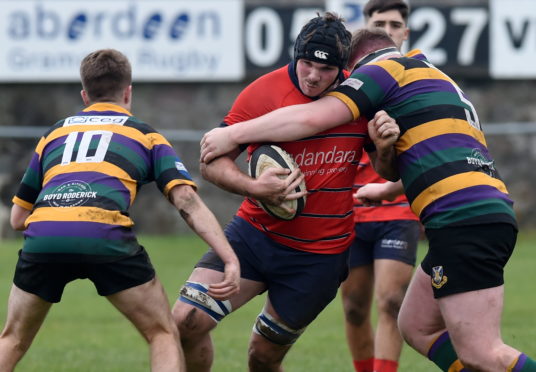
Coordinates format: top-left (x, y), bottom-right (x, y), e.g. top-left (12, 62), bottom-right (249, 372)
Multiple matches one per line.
top-left (0, 285), bottom-right (52, 372)
top-left (399, 267), bottom-right (524, 371)
top-left (248, 300), bottom-right (292, 372)
top-left (107, 277), bottom-right (184, 372)
top-left (438, 286), bottom-right (522, 371)
top-left (340, 265), bottom-right (375, 363)
top-left (172, 268), bottom-right (265, 372)
top-left (373, 259), bottom-right (413, 362)
top-left (397, 266), bottom-right (446, 354)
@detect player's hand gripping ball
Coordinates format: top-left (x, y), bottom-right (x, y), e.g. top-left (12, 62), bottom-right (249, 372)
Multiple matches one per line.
top-left (249, 145), bottom-right (306, 220)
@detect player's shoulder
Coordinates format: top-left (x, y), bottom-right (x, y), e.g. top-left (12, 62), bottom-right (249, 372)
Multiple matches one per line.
top-left (124, 115), bottom-right (158, 135)
top-left (230, 64), bottom-right (299, 114)
top-left (249, 65), bottom-right (291, 88)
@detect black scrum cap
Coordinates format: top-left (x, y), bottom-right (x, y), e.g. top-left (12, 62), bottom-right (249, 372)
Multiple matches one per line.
top-left (294, 15), bottom-right (351, 69)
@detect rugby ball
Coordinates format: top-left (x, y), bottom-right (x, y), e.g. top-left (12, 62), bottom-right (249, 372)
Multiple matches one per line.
top-left (248, 145), bottom-right (307, 220)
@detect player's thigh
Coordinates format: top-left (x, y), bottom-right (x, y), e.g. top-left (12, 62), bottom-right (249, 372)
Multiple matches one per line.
top-left (438, 285), bottom-right (504, 353)
top-left (373, 259), bottom-right (413, 301)
top-left (398, 267), bottom-right (445, 353)
top-left (268, 248), bottom-right (348, 330)
top-left (2, 284), bottom-right (52, 340)
top-left (107, 277), bottom-right (175, 337)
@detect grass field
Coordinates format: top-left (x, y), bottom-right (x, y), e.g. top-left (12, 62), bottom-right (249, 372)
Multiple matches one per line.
top-left (0, 231), bottom-right (535, 371)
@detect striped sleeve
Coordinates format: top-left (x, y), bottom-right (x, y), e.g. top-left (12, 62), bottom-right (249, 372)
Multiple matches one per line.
top-left (149, 132), bottom-right (197, 197)
top-left (12, 138), bottom-right (45, 209)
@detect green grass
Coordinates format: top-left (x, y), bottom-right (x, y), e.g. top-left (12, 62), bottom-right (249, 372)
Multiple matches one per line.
top-left (0, 232), bottom-right (535, 371)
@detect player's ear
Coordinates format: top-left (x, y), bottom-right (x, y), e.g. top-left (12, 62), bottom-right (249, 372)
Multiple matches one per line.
top-left (80, 90), bottom-right (90, 106)
top-left (123, 85), bottom-right (132, 105)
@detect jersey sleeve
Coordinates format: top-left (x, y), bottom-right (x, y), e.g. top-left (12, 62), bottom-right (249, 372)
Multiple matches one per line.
top-left (12, 137), bottom-right (45, 210)
top-left (148, 132), bottom-right (197, 198)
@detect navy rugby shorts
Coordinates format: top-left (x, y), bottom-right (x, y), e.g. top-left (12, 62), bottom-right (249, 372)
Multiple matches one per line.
top-left (196, 216), bottom-right (349, 330)
top-left (349, 220), bottom-right (420, 268)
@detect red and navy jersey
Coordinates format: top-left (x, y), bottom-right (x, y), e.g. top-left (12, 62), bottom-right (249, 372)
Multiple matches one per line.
top-left (225, 64), bottom-right (370, 254)
top-left (12, 103), bottom-right (196, 262)
top-left (353, 151), bottom-right (418, 223)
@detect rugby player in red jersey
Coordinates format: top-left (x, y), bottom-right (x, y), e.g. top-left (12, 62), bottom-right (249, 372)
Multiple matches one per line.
top-left (172, 13), bottom-right (372, 372)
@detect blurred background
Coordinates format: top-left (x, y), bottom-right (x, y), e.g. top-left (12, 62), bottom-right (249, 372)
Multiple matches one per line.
top-left (1, 0), bottom-right (535, 238)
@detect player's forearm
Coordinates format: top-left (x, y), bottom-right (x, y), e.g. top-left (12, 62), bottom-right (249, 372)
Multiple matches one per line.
top-left (229, 104), bottom-right (316, 144)
top-left (171, 186), bottom-right (238, 265)
top-left (382, 180), bottom-right (405, 200)
top-left (229, 97), bottom-right (351, 144)
top-left (370, 147), bottom-right (399, 182)
top-left (201, 156), bottom-right (255, 197)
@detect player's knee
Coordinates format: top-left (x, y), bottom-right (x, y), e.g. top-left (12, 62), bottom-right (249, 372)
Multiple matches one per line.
top-left (248, 335), bottom-right (287, 369)
top-left (342, 294), bottom-right (370, 326)
top-left (248, 345), bottom-right (285, 370)
top-left (253, 310), bottom-right (305, 346)
top-left (376, 293), bottom-right (404, 320)
top-left (147, 322), bottom-right (180, 346)
top-left (173, 281), bottom-right (228, 337)
top-left (397, 313), bottom-right (416, 344)
top-left (0, 331), bottom-right (33, 357)
top-left (455, 340), bottom-right (503, 370)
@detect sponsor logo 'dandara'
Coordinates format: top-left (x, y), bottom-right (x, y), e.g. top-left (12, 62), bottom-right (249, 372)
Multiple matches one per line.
top-left (293, 146), bottom-right (358, 167)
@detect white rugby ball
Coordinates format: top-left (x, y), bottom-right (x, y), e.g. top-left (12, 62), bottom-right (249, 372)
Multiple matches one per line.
top-left (248, 145), bottom-right (306, 220)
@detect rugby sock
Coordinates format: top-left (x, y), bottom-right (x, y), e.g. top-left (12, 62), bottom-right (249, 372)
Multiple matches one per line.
top-left (373, 358), bottom-right (398, 372)
top-left (508, 353), bottom-right (536, 371)
top-left (427, 331), bottom-right (468, 371)
top-left (353, 357), bottom-right (374, 372)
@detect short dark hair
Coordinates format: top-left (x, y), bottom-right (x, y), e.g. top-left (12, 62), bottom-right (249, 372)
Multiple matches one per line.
top-left (80, 49), bottom-right (132, 103)
top-left (363, 0), bottom-right (410, 23)
top-left (349, 28), bottom-right (397, 67)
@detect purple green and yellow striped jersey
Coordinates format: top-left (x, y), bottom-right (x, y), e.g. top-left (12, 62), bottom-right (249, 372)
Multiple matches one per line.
top-left (327, 50), bottom-right (516, 229)
top-left (12, 103), bottom-right (196, 262)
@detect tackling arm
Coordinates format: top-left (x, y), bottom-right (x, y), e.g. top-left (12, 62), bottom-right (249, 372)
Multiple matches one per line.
top-left (367, 111), bottom-right (400, 181)
top-left (200, 96), bottom-right (353, 163)
top-left (169, 184), bottom-right (240, 300)
top-left (355, 180), bottom-right (405, 205)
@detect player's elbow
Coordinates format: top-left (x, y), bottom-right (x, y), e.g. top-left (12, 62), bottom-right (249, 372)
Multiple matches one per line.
top-left (10, 205), bottom-right (29, 231)
top-left (10, 218), bottom-right (25, 231)
top-left (170, 184), bottom-right (201, 216)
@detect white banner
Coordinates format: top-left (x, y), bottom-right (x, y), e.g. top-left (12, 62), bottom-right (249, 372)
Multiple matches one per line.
top-left (490, 0), bottom-right (536, 78)
top-left (0, 0), bottom-right (244, 82)
top-left (325, 0), bottom-right (367, 32)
